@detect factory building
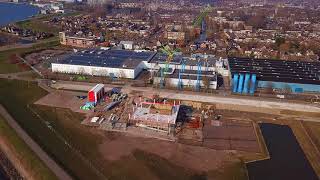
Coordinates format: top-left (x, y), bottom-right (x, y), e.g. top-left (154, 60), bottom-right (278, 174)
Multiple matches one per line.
top-left (150, 53), bottom-right (227, 90)
top-left (51, 48), bottom-right (228, 90)
top-left (153, 69), bottom-right (218, 89)
top-left (51, 49), bottom-right (156, 79)
top-left (228, 57), bottom-right (320, 94)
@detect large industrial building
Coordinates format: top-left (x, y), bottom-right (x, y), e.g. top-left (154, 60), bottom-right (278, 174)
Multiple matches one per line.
top-left (228, 57), bottom-right (320, 93)
top-left (52, 49), bottom-right (229, 90)
top-left (52, 49), bottom-right (156, 79)
top-left (150, 53), bottom-right (227, 90)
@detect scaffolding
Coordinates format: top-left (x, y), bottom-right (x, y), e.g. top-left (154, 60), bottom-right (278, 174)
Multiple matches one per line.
top-left (129, 101), bottom-right (180, 133)
top-left (195, 61), bottom-right (202, 91)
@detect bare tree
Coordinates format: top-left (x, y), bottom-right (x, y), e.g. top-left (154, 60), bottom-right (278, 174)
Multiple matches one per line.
top-left (265, 82), bottom-right (274, 94)
top-left (202, 76), bottom-right (210, 91)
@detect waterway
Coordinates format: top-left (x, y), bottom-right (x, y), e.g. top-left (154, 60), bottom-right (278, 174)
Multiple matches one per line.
top-left (247, 123), bottom-right (318, 180)
top-left (0, 2), bottom-right (39, 27)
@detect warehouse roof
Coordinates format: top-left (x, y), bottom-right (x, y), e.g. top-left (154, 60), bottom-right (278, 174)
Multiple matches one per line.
top-left (228, 57), bottom-right (320, 85)
top-left (55, 49), bottom-right (157, 69)
top-left (150, 53), bottom-right (183, 64)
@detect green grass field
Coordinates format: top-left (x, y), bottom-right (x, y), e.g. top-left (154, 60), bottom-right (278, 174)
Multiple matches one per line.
top-left (0, 39), bottom-right (59, 74)
top-left (0, 79), bottom-right (104, 180)
top-left (0, 48), bottom-right (26, 73)
top-left (0, 115), bottom-right (57, 180)
top-left (15, 19), bottom-right (60, 34)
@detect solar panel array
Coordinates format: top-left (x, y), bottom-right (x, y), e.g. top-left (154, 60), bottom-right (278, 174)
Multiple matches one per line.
top-left (150, 53), bottom-right (183, 64)
top-left (59, 49), bottom-right (156, 69)
top-left (229, 57), bottom-right (320, 85)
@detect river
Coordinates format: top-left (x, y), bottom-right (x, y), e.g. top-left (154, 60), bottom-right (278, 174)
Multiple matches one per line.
top-left (0, 2), bottom-right (39, 27)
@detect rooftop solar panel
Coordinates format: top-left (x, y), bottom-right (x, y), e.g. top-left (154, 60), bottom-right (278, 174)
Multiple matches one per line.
top-left (57, 49), bottom-right (156, 69)
top-left (229, 57), bottom-right (320, 85)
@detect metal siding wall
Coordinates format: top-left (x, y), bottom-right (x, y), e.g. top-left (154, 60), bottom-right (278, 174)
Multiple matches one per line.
top-left (243, 73), bottom-right (250, 94)
top-left (249, 74), bottom-right (256, 94)
top-left (232, 74), bottom-right (239, 93)
top-left (51, 63), bottom-right (135, 79)
top-left (237, 73), bottom-right (244, 93)
top-left (258, 81), bottom-right (320, 93)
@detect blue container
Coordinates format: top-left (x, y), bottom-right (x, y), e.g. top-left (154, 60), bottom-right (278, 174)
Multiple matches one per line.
top-left (294, 87), bottom-right (303, 93)
top-left (232, 74), bottom-right (239, 93)
top-left (243, 73), bottom-right (251, 94)
top-left (250, 74), bottom-right (257, 94)
top-left (237, 73), bottom-right (244, 93)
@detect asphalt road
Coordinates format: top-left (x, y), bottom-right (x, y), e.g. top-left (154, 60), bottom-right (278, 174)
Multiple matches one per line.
top-left (51, 80), bottom-right (320, 113)
top-left (0, 105), bottom-right (73, 180)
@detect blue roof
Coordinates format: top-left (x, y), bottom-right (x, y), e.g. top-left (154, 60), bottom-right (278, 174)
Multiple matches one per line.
top-left (150, 53), bottom-right (183, 64)
top-left (57, 49), bottom-right (156, 69)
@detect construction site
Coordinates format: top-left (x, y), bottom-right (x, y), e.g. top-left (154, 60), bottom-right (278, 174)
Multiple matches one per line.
top-left (28, 76), bottom-right (320, 180)
top-left (34, 81), bottom-right (263, 153)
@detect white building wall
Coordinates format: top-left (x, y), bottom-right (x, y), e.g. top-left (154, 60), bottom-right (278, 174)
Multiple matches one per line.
top-left (153, 77), bottom-right (217, 89)
top-left (52, 63), bottom-right (136, 79)
top-left (147, 62), bottom-right (216, 72)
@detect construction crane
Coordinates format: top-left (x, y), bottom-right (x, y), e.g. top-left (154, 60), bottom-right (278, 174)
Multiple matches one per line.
top-left (159, 45), bottom-right (179, 88)
top-left (193, 5), bottom-right (213, 27)
top-left (195, 61), bottom-right (202, 91)
top-left (160, 45), bottom-right (178, 73)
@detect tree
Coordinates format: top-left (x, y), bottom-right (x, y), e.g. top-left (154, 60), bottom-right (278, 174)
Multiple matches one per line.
top-left (265, 82), bottom-right (274, 94)
top-left (279, 42), bottom-right (290, 53)
top-left (247, 15), bottom-right (266, 29)
top-left (275, 35), bottom-right (285, 49)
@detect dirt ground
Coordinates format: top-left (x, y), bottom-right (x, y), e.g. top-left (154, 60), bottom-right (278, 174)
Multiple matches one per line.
top-left (35, 90), bottom-right (89, 114)
top-left (33, 88), bottom-right (320, 178)
top-left (99, 133), bottom-right (238, 172)
top-left (203, 119), bottom-right (260, 153)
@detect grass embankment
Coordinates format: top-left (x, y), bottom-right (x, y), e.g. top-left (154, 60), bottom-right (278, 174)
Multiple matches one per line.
top-left (0, 79), bottom-right (104, 180)
top-left (15, 18), bottom-right (60, 34)
top-left (0, 116), bottom-right (57, 180)
top-left (207, 161), bottom-right (248, 180)
top-left (0, 40), bottom-right (59, 74)
top-left (288, 121), bottom-right (320, 177)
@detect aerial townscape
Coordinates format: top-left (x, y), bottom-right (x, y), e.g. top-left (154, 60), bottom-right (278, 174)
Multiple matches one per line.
top-left (0, 0), bottom-right (320, 179)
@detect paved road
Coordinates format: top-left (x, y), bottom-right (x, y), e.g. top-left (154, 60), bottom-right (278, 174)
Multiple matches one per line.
top-left (0, 105), bottom-right (73, 180)
top-left (51, 80), bottom-right (320, 113)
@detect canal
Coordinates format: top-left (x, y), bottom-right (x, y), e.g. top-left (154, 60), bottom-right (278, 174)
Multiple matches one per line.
top-left (247, 123), bottom-right (318, 180)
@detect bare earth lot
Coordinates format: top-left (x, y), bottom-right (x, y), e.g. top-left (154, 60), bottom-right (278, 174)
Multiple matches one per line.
top-left (99, 133), bottom-right (237, 172)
